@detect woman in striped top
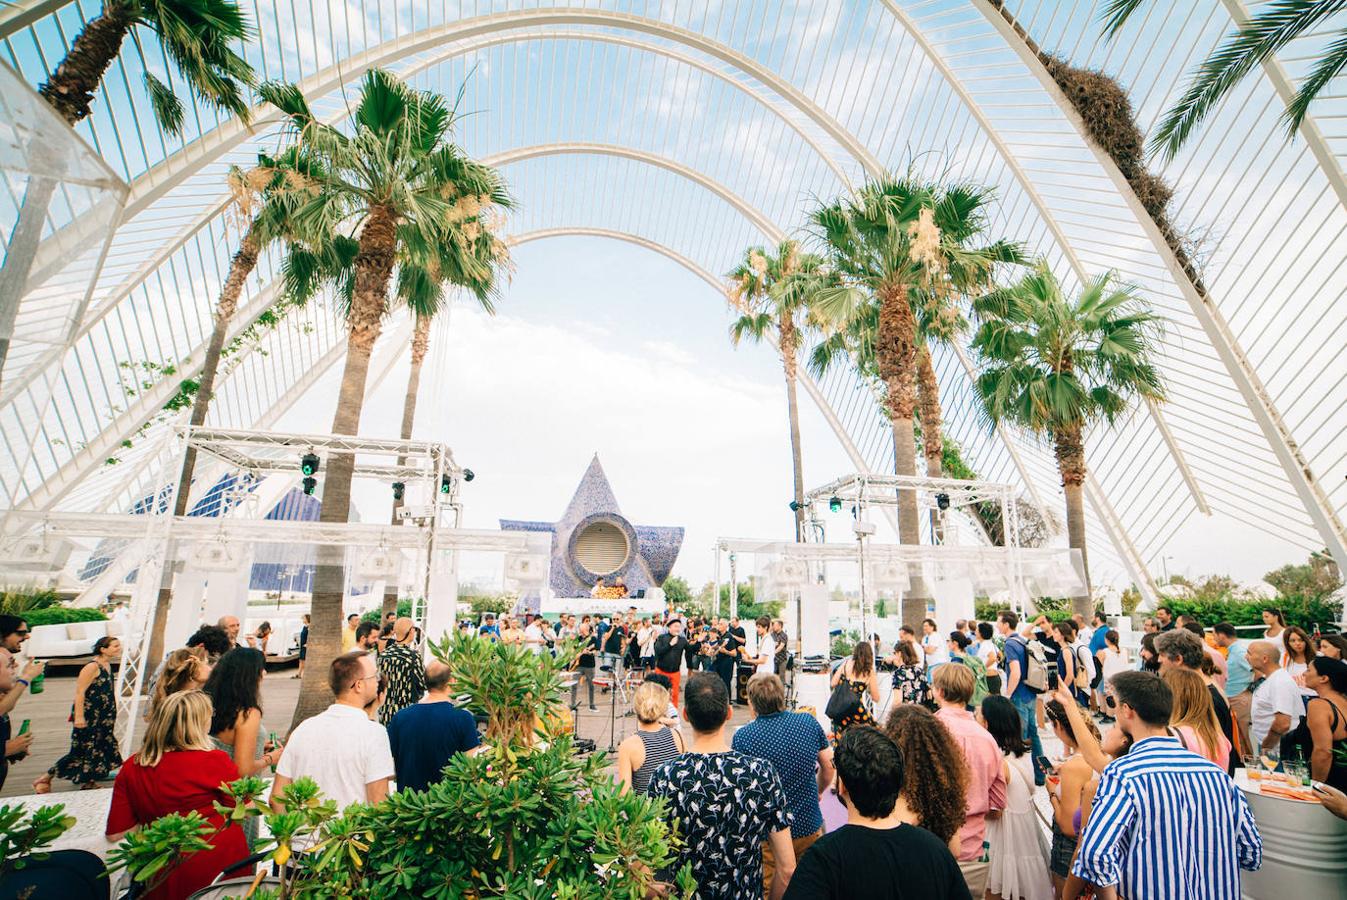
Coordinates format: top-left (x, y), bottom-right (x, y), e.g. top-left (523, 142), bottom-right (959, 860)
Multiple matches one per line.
top-left (618, 680), bottom-right (686, 794)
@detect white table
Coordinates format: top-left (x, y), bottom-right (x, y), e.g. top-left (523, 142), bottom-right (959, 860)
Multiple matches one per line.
top-left (1235, 771), bottom-right (1347, 899)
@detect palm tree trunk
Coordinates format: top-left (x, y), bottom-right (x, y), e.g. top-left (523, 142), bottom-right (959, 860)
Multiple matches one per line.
top-left (875, 280), bottom-right (927, 627)
top-left (780, 315), bottom-right (806, 543)
top-left (917, 344), bottom-right (945, 542)
top-left (292, 204), bottom-right (397, 730)
top-left (1053, 422), bottom-right (1093, 618)
top-left (146, 222), bottom-right (262, 676)
top-left (38, 0), bottom-right (136, 127)
top-left (383, 313), bottom-right (431, 619)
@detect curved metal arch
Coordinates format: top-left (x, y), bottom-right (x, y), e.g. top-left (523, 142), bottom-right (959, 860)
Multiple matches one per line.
top-left (507, 226), bottom-right (880, 485)
top-left (8, 21), bottom-right (863, 411)
top-left (485, 142), bottom-right (782, 242)
top-left (88, 8), bottom-right (882, 226)
top-left (972, 0), bottom-right (1347, 578)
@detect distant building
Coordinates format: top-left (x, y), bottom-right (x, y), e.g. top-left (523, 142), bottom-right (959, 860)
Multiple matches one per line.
top-left (501, 454), bottom-right (683, 609)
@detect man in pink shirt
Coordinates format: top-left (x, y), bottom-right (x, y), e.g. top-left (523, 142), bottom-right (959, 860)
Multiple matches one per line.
top-left (932, 661), bottom-right (1006, 898)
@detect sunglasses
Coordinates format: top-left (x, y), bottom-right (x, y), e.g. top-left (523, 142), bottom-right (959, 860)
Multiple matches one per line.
top-left (12, 629), bottom-right (29, 636)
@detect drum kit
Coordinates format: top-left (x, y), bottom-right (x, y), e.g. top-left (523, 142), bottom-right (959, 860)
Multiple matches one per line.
top-left (560, 663), bottom-right (645, 752)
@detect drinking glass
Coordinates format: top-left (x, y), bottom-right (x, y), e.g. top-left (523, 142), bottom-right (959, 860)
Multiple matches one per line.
top-left (1243, 755), bottom-right (1263, 781)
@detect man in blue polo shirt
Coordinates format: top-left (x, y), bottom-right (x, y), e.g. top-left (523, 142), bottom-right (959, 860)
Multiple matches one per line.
top-left (996, 610), bottom-right (1045, 785)
top-left (388, 659), bottom-right (480, 792)
top-left (732, 672), bottom-right (834, 892)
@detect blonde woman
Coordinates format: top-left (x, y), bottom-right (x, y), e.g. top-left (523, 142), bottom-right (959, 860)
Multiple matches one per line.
top-left (106, 691), bottom-right (250, 900)
top-left (1162, 667), bottom-right (1231, 767)
top-left (499, 616), bottom-right (524, 646)
top-left (146, 647), bottom-right (211, 721)
top-left (617, 681), bottom-right (686, 794)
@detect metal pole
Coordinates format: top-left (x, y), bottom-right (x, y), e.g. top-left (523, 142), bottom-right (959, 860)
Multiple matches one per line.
top-left (729, 552), bottom-right (738, 620)
top-left (857, 532), bottom-right (868, 642)
top-left (713, 543), bottom-right (722, 619)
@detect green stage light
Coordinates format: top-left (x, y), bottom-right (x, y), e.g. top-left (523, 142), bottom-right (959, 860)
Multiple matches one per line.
top-left (300, 452), bottom-right (320, 476)
top-left (302, 476), bottom-right (317, 496)
top-left (829, 496), bottom-right (842, 513)
top-left (392, 482), bottom-right (405, 501)
top-left (440, 474), bottom-right (452, 494)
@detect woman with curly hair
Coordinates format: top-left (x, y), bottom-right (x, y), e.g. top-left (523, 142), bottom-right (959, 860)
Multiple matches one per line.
top-left (882, 704), bottom-right (967, 853)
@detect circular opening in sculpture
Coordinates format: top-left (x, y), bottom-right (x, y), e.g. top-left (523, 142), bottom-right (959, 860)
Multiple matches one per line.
top-left (573, 522), bottom-right (630, 576)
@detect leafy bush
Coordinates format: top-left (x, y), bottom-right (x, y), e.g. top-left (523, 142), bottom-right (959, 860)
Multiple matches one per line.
top-left (109, 635), bottom-right (695, 898)
top-left (0, 587), bottom-right (60, 615)
top-left (18, 607), bottom-right (107, 626)
top-left (831, 629), bottom-right (861, 659)
top-left (0, 804), bottom-right (75, 879)
top-left (1159, 594), bottom-right (1340, 631)
top-left (361, 600), bottom-right (411, 625)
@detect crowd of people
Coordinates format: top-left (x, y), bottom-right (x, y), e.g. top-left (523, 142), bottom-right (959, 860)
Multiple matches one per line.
top-left (4, 602), bottom-right (1347, 900)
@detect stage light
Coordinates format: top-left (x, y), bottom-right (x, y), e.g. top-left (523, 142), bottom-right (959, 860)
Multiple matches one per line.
top-left (789, 500), bottom-right (802, 512)
top-left (463, 468), bottom-right (475, 482)
top-left (936, 493), bottom-right (950, 511)
top-left (392, 482), bottom-right (405, 501)
top-left (300, 452), bottom-right (320, 476)
top-left (302, 476), bottom-right (317, 496)
top-left (829, 496), bottom-right (842, 513)
top-left (440, 474), bottom-right (452, 494)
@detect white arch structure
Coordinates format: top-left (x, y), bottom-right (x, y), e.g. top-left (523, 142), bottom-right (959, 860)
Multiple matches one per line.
top-left (3, 1), bottom-right (1346, 595)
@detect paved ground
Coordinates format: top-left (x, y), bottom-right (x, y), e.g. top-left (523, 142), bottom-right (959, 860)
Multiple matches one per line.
top-left (4, 661), bottom-right (1067, 813)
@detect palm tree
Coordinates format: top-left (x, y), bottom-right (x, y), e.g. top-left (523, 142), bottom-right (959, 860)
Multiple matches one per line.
top-left (1103, 0), bottom-right (1347, 155)
top-left (810, 176), bottom-right (1018, 626)
top-left (727, 241), bottom-right (826, 542)
top-left (1, 0), bottom-right (256, 389)
top-left (146, 150), bottom-right (319, 671)
top-left (970, 262), bottom-right (1166, 617)
top-left (382, 230), bottom-right (509, 618)
top-left (260, 69), bottom-right (510, 727)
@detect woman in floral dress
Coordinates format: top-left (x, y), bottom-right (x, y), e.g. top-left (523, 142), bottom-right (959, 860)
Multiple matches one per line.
top-left (35, 636), bottom-right (123, 792)
top-left (890, 639), bottom-right (931, 706)
top-left (829, 640), bottom-right (880, 740)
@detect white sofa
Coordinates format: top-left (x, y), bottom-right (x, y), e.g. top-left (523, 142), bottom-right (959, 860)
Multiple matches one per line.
top-left (26, 619), bottom-right (124, 661)
top-left (243, 615), bottom-right (305, 659)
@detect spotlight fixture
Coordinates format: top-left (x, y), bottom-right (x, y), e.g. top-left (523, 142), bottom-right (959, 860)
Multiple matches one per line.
top-left (392, 482), bottom-right (405, 501)
top-left (828, 496), bottom-right (842, 513)
top-left (300, 452), bottom-right (320, 476)
top-left (936, 492), bottom-right (950, 511)
top-left (788, 500), bottom-right (802, 512)
top-left (302, 476), bottom-right (317, 496)
top-left (462, 468), bottom-right (475, 482)
top-left (440, 474), bottom-right (452, 494)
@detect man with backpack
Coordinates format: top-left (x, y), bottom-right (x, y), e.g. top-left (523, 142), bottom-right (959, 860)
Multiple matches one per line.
top-left (947, 631), bottom-right (989, 709)
top-left (997, 610), bottom-right (1048, 786)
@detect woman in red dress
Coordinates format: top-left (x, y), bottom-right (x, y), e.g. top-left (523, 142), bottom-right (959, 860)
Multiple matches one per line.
top-left (106, 690), bottom-right (251, 900)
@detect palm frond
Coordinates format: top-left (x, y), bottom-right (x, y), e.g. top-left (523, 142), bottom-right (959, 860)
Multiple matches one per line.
top-left (1284, 24), bottom-right (1347, 131)
top-left (1100, 0), bottom-right (1148, 37)
top-left (142, 71), bottom-right (185, 135)
top-left (1152, 0), bottom-right (1347, 157)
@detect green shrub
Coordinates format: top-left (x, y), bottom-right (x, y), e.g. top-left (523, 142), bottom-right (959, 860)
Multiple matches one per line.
top-left (19, 607), bottom-right (107, 626)
top-left (1160, 594), bottom-right (1340, 631)
top-left (361, 600), bottom-right (411, 625)
top-left (0, 587), bottom-right (60, 615)
top-left (832, 629), bottom-right (861, 659)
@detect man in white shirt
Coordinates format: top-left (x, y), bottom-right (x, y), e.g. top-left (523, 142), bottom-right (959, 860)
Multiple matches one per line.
top-left (921, 618), bottom-right (948, 668)
top-left (272, 651), bottom-right (395, 820)
top-left (747, 616), bottom-right (778, 676)
top-left (523, 615), bottom-right (546, 654)
top-left (1246, 640), bottom-right (1303, 752)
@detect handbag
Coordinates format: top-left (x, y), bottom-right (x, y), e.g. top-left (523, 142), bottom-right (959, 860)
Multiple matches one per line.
top-left (825, 677), bottom-right (862, 722)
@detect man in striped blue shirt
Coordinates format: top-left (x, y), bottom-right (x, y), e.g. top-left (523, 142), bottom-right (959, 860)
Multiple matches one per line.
top-left (1067, 671), bottom-right (1262, 900)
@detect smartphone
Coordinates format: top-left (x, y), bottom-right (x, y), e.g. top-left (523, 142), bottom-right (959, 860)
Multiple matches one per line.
top-left (17, 719), bottom-right (30, 736)
top-left (1047, 670), bottom-right (1060, 691)
top-left (1036, 754), bottom-right (1054, 775)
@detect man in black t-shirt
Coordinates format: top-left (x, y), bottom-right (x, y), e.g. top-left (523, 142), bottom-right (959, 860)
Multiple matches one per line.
top-left (652, 619), bottom-right (688, 706)
top-left (714, 618), bottom-right (739, 696)
top-left (784, 726), bottom-right (970, 900)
